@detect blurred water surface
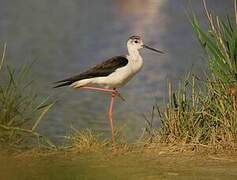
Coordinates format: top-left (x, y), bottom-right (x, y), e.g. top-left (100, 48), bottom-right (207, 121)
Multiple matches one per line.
top-left (0, 0), bottom-right (233, 140)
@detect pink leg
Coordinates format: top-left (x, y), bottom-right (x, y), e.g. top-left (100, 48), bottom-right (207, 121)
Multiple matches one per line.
top-left (81, 86), bottom-right (117, 144)
top-left (108, 92), bottom-right (116, 144)
top-left (81, 86), bottom-right (125, 101)
top-left (81, 86), bottom-right (115, 93)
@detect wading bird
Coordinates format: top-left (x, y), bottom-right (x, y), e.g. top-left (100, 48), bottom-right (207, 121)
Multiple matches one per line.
top-left (54, 35), bottom-right (163, 143)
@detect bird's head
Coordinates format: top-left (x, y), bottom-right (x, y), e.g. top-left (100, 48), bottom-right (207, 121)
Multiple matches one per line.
top-left (127, 35), bottom-right (144, 50)
top-left (127, 35), bottom-right (164, 54)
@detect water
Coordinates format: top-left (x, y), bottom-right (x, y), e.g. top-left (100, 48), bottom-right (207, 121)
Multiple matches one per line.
top-left (0, 0), bottom-right (233, 140)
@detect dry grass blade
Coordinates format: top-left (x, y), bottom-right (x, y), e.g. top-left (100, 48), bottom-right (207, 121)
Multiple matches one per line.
top-left (31, 102), bottom-right (54, 132)
top-left (150, 0), bottom-right (237, 150)
top-left (64, 128), bottom-right (109, 152)
top-left (0, 43), bottom-right (6, 72)
top-left (235, 0), bottom-right (237, 25)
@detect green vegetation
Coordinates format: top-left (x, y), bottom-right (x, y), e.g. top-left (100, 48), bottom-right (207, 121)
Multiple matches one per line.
top-left (0, 44), bottom-right (55, 147)
top-left (193, 0), bottom-right (237, 84)
top-left (142, 0), bottom-right (237, 151)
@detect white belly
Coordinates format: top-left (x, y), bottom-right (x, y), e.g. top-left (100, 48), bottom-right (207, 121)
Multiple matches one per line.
top-left (71, 55), bottom-right (143, 89)
top-left (93, 60), bottom-right (143, 88)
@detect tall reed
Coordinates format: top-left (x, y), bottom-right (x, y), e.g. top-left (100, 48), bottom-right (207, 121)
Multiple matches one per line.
top-left (0, 44), bottom-right (55, 148)
top-left (143, 1), bottom-right (237, 150)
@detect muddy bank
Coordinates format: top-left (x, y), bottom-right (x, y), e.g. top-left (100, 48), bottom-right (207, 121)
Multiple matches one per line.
top-left (1, 150), bottom-right (237, 180)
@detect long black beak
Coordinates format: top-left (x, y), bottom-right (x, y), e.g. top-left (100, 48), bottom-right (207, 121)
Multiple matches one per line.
top-left (143, 45), bottom-right (164, 54)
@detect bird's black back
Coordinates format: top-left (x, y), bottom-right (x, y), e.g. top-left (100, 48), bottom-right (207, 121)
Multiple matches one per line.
top-left (54, 56), bottom-right (128, 88)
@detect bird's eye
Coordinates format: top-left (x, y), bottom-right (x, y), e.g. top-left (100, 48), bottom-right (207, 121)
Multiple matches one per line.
top-left (134, 40), bottom-right (139, 43)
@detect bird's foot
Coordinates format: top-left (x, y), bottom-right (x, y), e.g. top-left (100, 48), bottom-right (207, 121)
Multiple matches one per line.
top-left (112, 89), bottom-right (118, 97)
top-left (112, 89), bottom-right (125, 101)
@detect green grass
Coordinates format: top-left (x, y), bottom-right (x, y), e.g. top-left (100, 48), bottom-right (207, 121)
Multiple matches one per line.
top-left (192, 0), bottom-right (237, 85)
top-left (0, 44), bottom-right (55, 148)
top-left (141, 0), bottom-right (237, 151)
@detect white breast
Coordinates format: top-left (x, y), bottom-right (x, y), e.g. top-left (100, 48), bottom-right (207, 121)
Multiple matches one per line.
top-left (71, 53), bottom-right (144, 89)
top-left (89, 55), bottom-right (143, 88)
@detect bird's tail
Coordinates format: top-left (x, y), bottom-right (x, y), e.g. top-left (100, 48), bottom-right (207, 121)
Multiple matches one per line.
top-left (54, 79), bottom-right (92, 88)
top-left (53, 81), bottom-right (73, 88)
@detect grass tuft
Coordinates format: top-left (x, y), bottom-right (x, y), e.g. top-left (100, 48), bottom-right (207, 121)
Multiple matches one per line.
top-left (0, 44), bottom-right (55, 148)
top-left (63, 127), bottom-right (109, 152)
top-left (142, 1), bottom-right (237, 152)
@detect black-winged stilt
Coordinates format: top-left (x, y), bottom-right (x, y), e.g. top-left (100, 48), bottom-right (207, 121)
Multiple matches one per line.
top-left (54, 35), bottom-right (163, 143)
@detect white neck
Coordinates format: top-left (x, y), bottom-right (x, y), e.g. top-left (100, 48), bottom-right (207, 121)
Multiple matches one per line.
top-left (127, 46), bottom-right (141, 60)
top-left (126, 46), bottom-right (143, 73)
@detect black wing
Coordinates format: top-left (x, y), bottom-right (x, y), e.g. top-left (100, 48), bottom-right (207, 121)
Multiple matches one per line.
top-left (54, 56), bottom-right (128, 88)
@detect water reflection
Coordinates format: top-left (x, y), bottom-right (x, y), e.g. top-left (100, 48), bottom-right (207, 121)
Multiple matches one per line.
top-left (114, 0), bottom-right (164, 34)
top-left (0, 0), bottom-right (233, 141)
